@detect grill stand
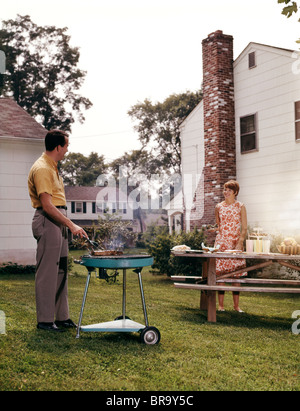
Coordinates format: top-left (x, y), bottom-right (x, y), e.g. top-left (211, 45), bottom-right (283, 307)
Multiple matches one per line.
top-left (76, 265), bottom-right (160, 345)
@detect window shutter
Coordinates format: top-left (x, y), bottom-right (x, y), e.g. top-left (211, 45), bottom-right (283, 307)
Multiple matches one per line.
top-left (83, 202), bottom-right (87, 214)
top-left (248, 52), bottom-right (256, 69)
top-left (92, 202), bottom-right (96, 213)
top-left (71, 202), bottom-right (75, 213)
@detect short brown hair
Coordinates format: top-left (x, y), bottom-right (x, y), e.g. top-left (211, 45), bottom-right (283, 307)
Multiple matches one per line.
top-left (45, 129), bottom-right (69, 151)
top-left (224, 180), bottom-right (240, 196)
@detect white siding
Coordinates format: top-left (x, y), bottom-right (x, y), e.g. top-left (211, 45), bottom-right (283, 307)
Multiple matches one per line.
top-left (180, 102), bottom-right (205, 214)
top-left (67, 186), bottom-right (134, 222)
top-left (66, 200), bottom-right (134, 221)
top-left (0, 138), bottom-right (44, 264)
top-left (234, 44), bottom-right (300, 234)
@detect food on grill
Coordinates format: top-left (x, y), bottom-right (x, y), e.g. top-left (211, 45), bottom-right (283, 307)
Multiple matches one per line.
top-left (91, 250), bottom-right (124, 256)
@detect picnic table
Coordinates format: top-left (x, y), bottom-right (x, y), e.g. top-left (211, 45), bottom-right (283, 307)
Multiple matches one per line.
top-left (171, 251), bottom-right (300, 323)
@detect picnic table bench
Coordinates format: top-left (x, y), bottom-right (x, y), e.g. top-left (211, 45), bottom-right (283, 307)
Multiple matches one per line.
top-left (171, 251), bottom-right (300, 323)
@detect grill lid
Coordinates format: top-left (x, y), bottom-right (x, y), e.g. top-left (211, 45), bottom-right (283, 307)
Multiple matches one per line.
top-left (80, 254), bottom-right (154, 269)
top-left (83, 254), bottom-right (151, 259)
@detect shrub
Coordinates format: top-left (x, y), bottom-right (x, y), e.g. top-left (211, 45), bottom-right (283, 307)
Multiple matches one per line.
top-left (0, 256), bottom-right (73, 275)
top-left (0, 262), bottom-right (36, 275)
top-left (147, 228), bottom-right (206, 276)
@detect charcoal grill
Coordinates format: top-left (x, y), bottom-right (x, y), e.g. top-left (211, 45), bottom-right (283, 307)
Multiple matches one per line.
top-left (76, 254), bottom-right (160, 344)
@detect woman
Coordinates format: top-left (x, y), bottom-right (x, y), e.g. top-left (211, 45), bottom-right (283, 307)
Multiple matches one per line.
top-left (214, 180), bottom-right (247, 312)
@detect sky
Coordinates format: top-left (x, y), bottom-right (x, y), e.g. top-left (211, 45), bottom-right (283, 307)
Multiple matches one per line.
top-left (2, 0), bottom-right (300, 162)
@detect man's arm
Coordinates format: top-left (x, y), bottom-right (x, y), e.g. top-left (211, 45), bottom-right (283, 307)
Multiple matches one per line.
top-left (40, 192), bottom-right (87, 238)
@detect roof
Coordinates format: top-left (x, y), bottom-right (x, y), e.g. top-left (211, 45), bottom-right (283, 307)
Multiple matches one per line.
top-left (0, 98), bottom-right (46, 139)
top-left (234, 42), bottom-right (295, 66)
top-left (65, 186), bottom-right (105, 201)
top-left (65, 185), bottom-right (131, 202)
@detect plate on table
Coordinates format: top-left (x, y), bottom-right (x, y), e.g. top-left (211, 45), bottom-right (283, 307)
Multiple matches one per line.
top-left (186, 250), bottom-right (204, 253)
top-left (171, 245), bottom-right (191, 254)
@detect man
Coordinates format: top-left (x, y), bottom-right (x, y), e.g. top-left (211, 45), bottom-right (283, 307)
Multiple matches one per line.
top-left (28, 129), bottom-right (87, 332)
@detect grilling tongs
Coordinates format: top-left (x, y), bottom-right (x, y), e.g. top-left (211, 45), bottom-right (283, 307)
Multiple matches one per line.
top-left (84, 236), bottom-right (99, 251)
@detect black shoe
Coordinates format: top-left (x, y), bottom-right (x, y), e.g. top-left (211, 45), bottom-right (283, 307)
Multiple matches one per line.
top-left (55, 319), bottom-right (77, 329)
top-left (37, 322), bottom-right (65, 332)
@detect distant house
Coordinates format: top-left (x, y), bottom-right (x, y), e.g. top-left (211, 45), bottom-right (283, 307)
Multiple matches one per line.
top-left (65, 185), bottom-right (167, 234)
top-left (65, 185), bottom-right (135, 226)
top-left (168, 31), bottom-right (300, 237)
top-left (0, 98), bottom-right (45, 264)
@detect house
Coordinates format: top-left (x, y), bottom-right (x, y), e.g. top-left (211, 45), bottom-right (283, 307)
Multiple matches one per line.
top-left (169, 30), bottom-right (300, 237)
top-left (65, 185), bottom-right (134, 228)
top-left (0, 98), bottom-right (45, 264)
top-left (65, 185), bottom-right (167, 235)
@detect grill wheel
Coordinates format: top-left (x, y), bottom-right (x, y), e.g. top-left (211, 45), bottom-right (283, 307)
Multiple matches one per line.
top-left (140, 326), bottom-right (161, 345)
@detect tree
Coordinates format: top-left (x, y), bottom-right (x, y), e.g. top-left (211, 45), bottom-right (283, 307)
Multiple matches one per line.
top-left (95, 213), bottom-right (137, 250)
top-left (278, 0), bottom-right (300, 43)
top-left (278, 0), bottom-right (299, 20)
top-left (59, 152), bottom-right (107, 186)
top-left (0, 15), bottom-right (92, 131)
top-left (127, 90), bottom-right (203, 176)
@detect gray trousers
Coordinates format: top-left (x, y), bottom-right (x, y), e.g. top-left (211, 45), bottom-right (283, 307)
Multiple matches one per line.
top-left (32, 209), bottom-right (69, 323)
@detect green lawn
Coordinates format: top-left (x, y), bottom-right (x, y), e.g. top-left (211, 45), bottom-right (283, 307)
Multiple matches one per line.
top-left (0, 251), bottom-right (299, 391)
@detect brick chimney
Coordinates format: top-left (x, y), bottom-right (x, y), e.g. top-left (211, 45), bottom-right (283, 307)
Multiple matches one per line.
top-left (201, 30), bottom-right (236, 224)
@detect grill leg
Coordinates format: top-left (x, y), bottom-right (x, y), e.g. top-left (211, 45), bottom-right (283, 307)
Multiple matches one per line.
top-left (76, 269), bottom-right (92, 339)
top-left (137, 269), bottom-right (149, 327)
top-left (122, 269), bottom-right (126, 319)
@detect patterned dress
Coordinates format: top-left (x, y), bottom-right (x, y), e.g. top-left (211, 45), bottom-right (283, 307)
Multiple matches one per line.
top-left (214, 201), bottom-right (246, 277)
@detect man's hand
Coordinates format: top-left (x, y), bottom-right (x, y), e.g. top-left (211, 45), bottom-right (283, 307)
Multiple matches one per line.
top-left (69, 222), bottom-right (88, 238)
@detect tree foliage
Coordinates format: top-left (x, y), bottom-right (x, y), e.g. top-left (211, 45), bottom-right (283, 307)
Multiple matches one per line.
top-left (278, 0), bottom-right (300, 43)
top-left (95, 213), bottom-right (137, 250)
top-left (278, 0), bottom-right (299, 20)
top-left (59, 152), bottom-right (107, 186)
top-left (0, 15), bottom-right (92, 130)
top-left (127, 90), bottom-right (203, 176)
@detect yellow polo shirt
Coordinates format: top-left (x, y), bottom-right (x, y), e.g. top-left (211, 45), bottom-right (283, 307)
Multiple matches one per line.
top-left (28, 152), bottom-right (66, 208)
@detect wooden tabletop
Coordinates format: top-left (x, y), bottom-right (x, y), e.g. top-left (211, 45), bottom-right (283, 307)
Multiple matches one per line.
top-left (172, 251), bottom-right (300, 261)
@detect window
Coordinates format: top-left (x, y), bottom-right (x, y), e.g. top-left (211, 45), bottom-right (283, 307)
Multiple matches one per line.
top-left (71, 201), bottom-right (86, 214)
top-left (240, 114), bottom-right (258, 153)
top-left (75, 202), bottom-right (82, 213)
top-left (96, 201), bottom-right (109, 213)
top-left (248, 52), bottom-right (256, 69)
top-left (96, 201), bottom-right (127, 214)
top-left (122, 203), bottom-right (127, 214)
top-left (295, 101), bottom-right (300, 141)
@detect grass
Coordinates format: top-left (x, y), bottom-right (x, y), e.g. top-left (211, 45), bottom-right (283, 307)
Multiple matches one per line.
top-left (0, 250), bottom-right (299, 391)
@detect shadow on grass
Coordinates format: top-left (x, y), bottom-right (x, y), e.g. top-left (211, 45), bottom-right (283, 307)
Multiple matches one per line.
top-left (176, 306), bottom-right (293, 332)
top-left (24, 327), bottom-right (163, 355)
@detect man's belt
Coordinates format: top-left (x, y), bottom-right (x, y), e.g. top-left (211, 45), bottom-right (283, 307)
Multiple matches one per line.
top-left (36, 205), bottom-right (67, 210)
